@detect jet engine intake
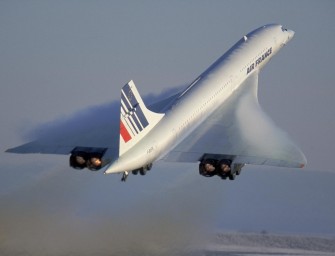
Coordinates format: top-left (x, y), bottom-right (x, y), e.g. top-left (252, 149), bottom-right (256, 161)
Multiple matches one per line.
top-left (69, 147), bottom-right (108, 171)
top-left (199, 159), bottom-right (218, 177)
top-left (199, 157), bottom-right (244, 180)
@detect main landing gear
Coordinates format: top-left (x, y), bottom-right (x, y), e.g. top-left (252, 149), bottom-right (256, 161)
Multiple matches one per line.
top-left (120, 163), bottom-right (153, 182)
top-left (199, 159), bottom-right (244, 180)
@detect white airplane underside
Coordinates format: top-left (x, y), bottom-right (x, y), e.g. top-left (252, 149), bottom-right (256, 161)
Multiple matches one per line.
top-left (6, 24), bottom-right (306, 182)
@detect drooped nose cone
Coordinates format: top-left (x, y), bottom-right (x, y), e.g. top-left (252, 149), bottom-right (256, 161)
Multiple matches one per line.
top-left (288, 29), bottom-right (295, 39)
top-left (286, 29), bottom-right (295, 43)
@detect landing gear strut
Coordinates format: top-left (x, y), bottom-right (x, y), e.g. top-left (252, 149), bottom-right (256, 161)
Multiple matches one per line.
top-left (121, 171), bottom-right (129, 182)
top-left (120, 163), bottom-right (153, 182)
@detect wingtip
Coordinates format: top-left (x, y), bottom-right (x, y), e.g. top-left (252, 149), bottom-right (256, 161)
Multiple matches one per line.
top-left (5, 147), bottom-right (16, 153)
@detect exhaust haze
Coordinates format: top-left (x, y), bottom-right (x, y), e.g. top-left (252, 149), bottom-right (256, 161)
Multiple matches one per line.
top-left (0, 163), bottom-right (224, 255)
top-left (2, 87), bottom-right (222, 255)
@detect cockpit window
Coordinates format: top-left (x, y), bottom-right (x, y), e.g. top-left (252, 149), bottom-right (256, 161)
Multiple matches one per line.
top-left (281, 26), bottom-right (288, 32)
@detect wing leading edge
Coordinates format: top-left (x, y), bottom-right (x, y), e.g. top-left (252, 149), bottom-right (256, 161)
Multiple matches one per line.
top-left (163, 71), bottom-right (307, 168)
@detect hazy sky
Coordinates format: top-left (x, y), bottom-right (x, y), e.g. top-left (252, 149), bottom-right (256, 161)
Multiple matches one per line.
top-left (1, 1), bottom-right (335, 255)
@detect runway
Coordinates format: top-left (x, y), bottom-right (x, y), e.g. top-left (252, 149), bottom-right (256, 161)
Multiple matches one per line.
top-left (182, 233), bottom-right (335, 256)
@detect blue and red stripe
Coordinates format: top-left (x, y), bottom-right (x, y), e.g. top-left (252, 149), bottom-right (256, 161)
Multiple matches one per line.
top-left (120, 120), bottom-right (132, 143)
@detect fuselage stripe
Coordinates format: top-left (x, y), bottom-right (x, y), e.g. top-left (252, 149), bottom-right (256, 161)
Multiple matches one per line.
top-left (122, 84), bottom-right (138, 107)
top-left (121, 101), bottom-right (141, 134)
top-left (120, 107), bottom-right (136, 136)
top-left (121, 93), bottom-right (132, 112)
top-left (127, 115), bottom-right (139, 134)
top-left (121, 105), bottom-right (139, 134)
top-left (130, 112), bottom-right (143, 132)
top-left (121, 85), bottom-right (149, 130)
top-left (121, 99), bottom-right (143, 132)
top-left (120, 120), bottom-right (132, 143)
top-left (134, 105), bottom-right (149, 128)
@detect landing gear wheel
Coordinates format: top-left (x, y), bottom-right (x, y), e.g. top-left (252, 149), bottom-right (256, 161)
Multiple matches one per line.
top-left (199, 160), bottom-right (217, 177)
top-left (235, 164), bottom-right (244, 175)
top-left (140, 168), bottom-right (147, 176)
top-left (221, 175), bottom-right (227, 180)
top-left (228, 171), bottom-right (236, 180)
top-left (132, 170), bottom-right (139, 175)
top-left (146, 163), bottom-right (153, 171)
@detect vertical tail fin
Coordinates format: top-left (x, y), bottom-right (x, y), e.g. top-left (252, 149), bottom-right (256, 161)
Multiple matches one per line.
top-left (119, 80), bottom-right (164, 156)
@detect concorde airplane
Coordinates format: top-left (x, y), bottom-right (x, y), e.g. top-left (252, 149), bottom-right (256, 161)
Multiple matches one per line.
top-left (7, 24), bottom-right (306, 182)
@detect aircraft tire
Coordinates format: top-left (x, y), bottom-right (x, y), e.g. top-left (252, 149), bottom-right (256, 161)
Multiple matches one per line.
top-left (228, 172), bottom-right (236, 180)
top-left (146, 163), bottom-right (153, 171)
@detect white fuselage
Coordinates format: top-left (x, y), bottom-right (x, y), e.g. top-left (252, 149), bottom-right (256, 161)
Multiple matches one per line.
top-left (105, 24), bottom-right (294, 174)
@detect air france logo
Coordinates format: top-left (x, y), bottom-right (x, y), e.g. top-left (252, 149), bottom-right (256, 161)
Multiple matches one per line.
top-left (247, 47), bottom-right (272, 74)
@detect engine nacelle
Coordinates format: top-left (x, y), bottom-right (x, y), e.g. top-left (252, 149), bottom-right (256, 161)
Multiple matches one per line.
top-left (199, 157), bottom-right (244, 180)
top-left (199, 159), bottom-right (217, 177)
top-left (69, 147), bottom-right (109, 171)
top-left (199, 159), bottom-right (232, 177)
